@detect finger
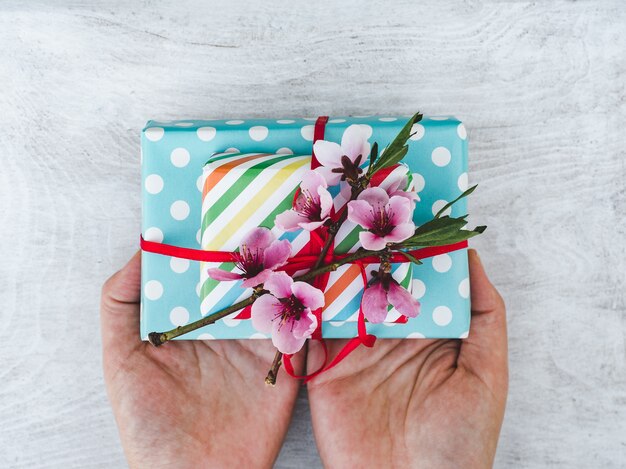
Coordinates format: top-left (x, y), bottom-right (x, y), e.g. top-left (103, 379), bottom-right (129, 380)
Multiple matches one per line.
top-left (100, 251), bottom-right (142, 353)
top-left (458, 249), bottom-right (508, 390)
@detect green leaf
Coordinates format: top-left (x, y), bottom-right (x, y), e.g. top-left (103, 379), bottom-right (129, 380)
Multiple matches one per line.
top-left (397, 215), bottom-right (486, 248)
top-left (369, 142), bottom-right (379, 168)
top-left (435, 184), bottom-right (478, 218)
top-left (397, 250), bottom-right (423, 265)
top-left (369, 112), bottom-right (422, 174)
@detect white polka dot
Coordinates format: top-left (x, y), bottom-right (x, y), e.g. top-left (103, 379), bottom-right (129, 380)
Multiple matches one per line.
top-left (175, 122), bottom-right (194, 127)
top-left (328, 118), bottom-right (346, 123)
top-left (409, 123), bottom-right (425, 141)
top-left (432, 199), bottom-right (451, 217)
top-left (170, 307), bottom-right (189, 326)
top-left (170, 200), bottom-right (190, 221)
top-left (196, 282), bottom-right (201, 297)
top-left (144, 227), bottom-right (163, 243)
top-left (197, 126), bottom-right (216, 141)
top-left (457, 123), bottom-right (467, 140)
top-left (378, 117), bottom-right (397, 122)
top-left (226, 120), bottom-right (244, 125)
top-left (144, 174), bottom-right (164, 194)
top-left (249, 126), bottom-right (269, 141)
top-left (301, 125), bottom-right (314, 141)
top-left (412, 279), bottom-right (426, 299)
top-left (431, 147), bottom-right (451, 167)
top-left (458, 172), bottom-right (469, 191)
top-left (412, 172), bottom-right (425, 192)
top-left (407, 332), bottom-right (426, 339)
top-left (359, 124), bottom-right (373, 138)
top-left (196, 229), bottom-right (201, 245)
top-left (459, 331), bottom-right (469, 339)
top-left (170, 147), bottom-right (190, 168)
top-left (197, 175), bottom-right (203, 191)
top-left (145, 127), bottom-right (164, 141)
top-left (276, 147), bottom-right (293, 155)
top-left (433, 306), bottom-right (452, 326)
top-left (382, 322), bottom-right (397, 327)
top-left (170, 257), bottom-right (190, 273)
top-left (432, 254), bottom-right (452, 273)
top-left (353, 115), bottom-right (370, 118)
top-left (276, 119), bottom-right (295, 124)
top-left (225, 147), bottom-right (240, 153)
top-left (430, 116), bottom-right (449, 121)
top-left (249, 333), bottom-right (268, 339)
top-left (303, 117), bottom-right (318, 121)
top-left (198, 333), bottom-right (215, 340)
top-left (328, 321), bottom-right (344, 327)
top-left (458, 278), bottom-right (470, 298)
top-left (144, 280), bottom-right (163, 300)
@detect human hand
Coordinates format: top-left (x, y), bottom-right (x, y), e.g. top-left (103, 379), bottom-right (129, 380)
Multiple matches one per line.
top-left (307, 249), bottom-right (508, 469)
top-left (101, 252), bottom-right (303, 468)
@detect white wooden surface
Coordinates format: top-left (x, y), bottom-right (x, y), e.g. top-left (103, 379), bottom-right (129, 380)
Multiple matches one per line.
top-left (1, 1), bottom-right (624, 467)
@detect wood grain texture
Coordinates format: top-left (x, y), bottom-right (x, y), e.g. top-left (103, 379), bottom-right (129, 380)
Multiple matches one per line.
top-left (0, 1), bottom-right (624, 467)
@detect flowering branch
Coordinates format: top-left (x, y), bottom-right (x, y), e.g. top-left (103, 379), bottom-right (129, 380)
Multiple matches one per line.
top-left (148, 248), bottom-right (381, 347)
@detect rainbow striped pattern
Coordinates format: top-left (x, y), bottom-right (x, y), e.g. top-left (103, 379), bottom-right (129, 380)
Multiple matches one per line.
top-left (199, 152), bottom-right (412, 323)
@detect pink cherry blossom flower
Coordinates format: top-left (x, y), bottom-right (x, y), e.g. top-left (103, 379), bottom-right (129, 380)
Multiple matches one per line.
top-left (275, 170), bottom-right (333, 232)
top-left (251, 271), bottom-right (325, 354)
top-left (381, 173), bottom-right (420, 209)
top-left (207, 227), bottom-right (291, 288)
top-left (312, 124), bottom-right (371, 186)
top-left (347, 187), bottom-right (415, 251)
top-left (361, 269), bottom-right (420, 323)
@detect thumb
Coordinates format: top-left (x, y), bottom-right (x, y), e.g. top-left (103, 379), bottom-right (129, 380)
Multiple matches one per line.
top-left (458, 249), bottom-right (508, 391)
top-left (100, 251), bottom-right (142, 353)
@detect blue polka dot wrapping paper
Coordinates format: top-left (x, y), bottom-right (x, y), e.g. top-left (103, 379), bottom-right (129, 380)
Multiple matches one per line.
top-left (140, 116), bottom-right (471, 340)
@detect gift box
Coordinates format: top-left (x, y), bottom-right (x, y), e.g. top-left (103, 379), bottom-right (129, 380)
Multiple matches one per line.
top-left (141, 116), bottom-right (471, 340)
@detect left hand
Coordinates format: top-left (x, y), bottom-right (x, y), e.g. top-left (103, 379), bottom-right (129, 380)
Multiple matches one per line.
top-left (101, 251), bottom-right (303, 469)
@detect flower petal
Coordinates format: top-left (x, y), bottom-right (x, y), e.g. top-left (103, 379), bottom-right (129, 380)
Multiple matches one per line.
top-left (264, 271), bottom-right (294, 298)
top-left (358, 186), bottom-right (390, 208)
top-left (275, 209), bottom-right (308, 232)
top-left (291, 310), bottom-right (318, 339)
top-left (380, 174), bottom-right (406, 193)
top-left (298, 219), bottom-right (327, 232)
top-left (271, 319), bottom-right (307, 354)
top-left (361, 283), bottom-right (389, 323)
top-left (388, 195), bottom-right (412, 225)
top-left (241, 269), bottom-right (272, 288)
top-left (263, 239), bottom-right (292, 269)
top-left (251, 294), bottom-right (281, 334)
top-left (318, 186), bottom-right (333, 219)
top-left (313, 140), bottom-right (343, 168)
top-left (359, 231), bottom-right (387, 251)
top-left (385, 222), bottom-right (415, 244)
top-left (315, 166), bottom-right (342, 186)
top-left (393, 189), bottom-right (420, 208)
top-left (341, 124), bottom-right (368, 162)
top-left (292, 281), bottom-right (325, 310)
top-left (206, 268), bottom-right (242, 281)
top-left (347, 200), bottom-right (375, 229)
top-left (300, 169), bottom-right (327, 193)
top-left (240, 227), bottom-right (274, 252)
top-left (387, 281), bottom-right (420, 318)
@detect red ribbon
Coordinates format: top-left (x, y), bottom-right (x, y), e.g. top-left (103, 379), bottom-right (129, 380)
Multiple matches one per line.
top-left (140, 115), bottom-right (468, 381)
